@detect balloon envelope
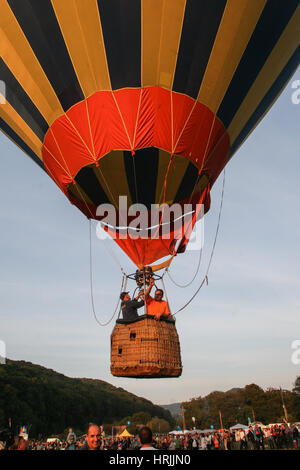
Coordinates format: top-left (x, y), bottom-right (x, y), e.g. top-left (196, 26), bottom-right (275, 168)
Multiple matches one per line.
top-left (1, 0), bottom-right (299, 266)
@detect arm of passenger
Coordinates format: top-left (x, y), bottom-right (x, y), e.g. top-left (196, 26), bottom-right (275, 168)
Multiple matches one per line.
top-left (145, 278), bottom-right (154, 298)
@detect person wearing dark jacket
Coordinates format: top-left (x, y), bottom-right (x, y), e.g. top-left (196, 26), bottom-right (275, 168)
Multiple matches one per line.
top-left (120, 292), bottom-right (144, 321)
top-left (120, 283), bottom-right (152, 322)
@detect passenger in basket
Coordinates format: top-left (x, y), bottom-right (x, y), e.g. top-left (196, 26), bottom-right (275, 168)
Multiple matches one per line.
top-left (145, 278), bottom-right (171, 320)
top-left (120, 283), bottom-right (152, 322)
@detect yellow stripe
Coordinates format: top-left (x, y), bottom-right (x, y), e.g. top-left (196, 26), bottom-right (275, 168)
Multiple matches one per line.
top-left (228, 6), bottom-right (300, 144)
top-left (155, 150), bottom-right (189, 204)
top-left (197, 0), bottom-right (266, 113)
top-left (0, 99), bottom-right (43, 159)
top-left (0, 1), bottom-right (63, 126)
top-left (51, 0), bottom-right (111, 96)
top-left (142, 0), bottom-right (186, 88)
top-left (96, 150), bottom-right (133, 208)
top-left (0, 98), bottom-right (43, 160)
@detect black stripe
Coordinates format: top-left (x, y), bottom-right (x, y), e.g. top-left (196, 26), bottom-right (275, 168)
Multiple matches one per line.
top-left (230, 47), bottom-right (300, 158)
top-left (7, 0), bottom-right (84, 111)
top-left (75, 165), bottom-right (110, 206)
top-left (0, 118), bottom-right (45, 171)
top-left (173, 0), bottom-right (227, 99)
top-left (0, 59), bottom-right (48, 142)
top-left (97, 0), bottom-right (141, 89)
top-left (217, 0), bottom-right (299, 128)
top-left (173, 161), bottom-right (198, 204)
top-left (123, 147), bottom-right (159, 209)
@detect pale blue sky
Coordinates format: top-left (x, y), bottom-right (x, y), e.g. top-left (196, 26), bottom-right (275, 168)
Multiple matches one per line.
top-left (0, 71), bottom-right (299, 405)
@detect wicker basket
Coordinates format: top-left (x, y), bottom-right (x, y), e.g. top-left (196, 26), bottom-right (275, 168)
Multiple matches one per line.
top-left (110, 315), bottom-right (182, 378)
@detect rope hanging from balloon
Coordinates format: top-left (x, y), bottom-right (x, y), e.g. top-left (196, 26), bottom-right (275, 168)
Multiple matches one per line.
top-left (166, 242), bottom-right (203, 289)
top-left (88, 165), bottom-right (225, 321)
top-left (165, 112), bottom-right (219, 288)
top-left (171, 168), bottom-right (226, 317)
top-left (89, 219), bottom-right (127, 326)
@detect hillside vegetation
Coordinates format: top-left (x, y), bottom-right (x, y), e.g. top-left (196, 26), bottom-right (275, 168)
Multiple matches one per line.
top-left (0, 359), bottom-right (174, 437)
top-left (181, 378), bottom-right (300, 429)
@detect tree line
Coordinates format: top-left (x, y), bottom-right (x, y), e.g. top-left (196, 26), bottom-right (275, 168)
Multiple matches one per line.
top-left (181, 377), bottom-right (300, 430)
top-left (0, 359), bottom-right (174, 437)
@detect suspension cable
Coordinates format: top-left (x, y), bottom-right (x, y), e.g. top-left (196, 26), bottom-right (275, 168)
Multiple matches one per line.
top-left (172, 169), bottom-right (226, 316)
top-left (166, 244), bottom-right (203, 288)
top-left (117, 275), bottom-right (128, 320)
top-left (96, 222), bottom-right (125, 273)
top-left (161, 274), bottom-right (171, 313)
top-left (89, 218), bottom-right (126, 326)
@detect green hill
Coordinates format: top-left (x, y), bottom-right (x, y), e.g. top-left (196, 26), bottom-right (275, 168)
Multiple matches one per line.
top-left (0, 359), bottom-right (174, 437)
top-left (181, 381), bottom-right (300, 429)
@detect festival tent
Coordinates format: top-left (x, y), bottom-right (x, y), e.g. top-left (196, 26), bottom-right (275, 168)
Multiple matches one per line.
top-left (169, 430), bottom-right (191, 435)
top-left (117, 429), bottom-right (134, 438)
top-left (230, 424), bottom-right (249, 430)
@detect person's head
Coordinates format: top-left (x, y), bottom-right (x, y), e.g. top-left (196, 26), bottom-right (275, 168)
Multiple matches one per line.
top-left (120, 292), bottom-right (130, 302)
top-left (139, 426), bottom-right (153, 445)
top-left (154, 289), bottom-right (164, 301)
top-left (86, 424), bottom-right (101, 450)
top-left (120, 291), bottom-right (130, 302)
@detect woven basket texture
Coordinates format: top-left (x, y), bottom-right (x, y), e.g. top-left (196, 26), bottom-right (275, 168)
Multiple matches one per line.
top-left (111, 317), bottom-right (182, 378)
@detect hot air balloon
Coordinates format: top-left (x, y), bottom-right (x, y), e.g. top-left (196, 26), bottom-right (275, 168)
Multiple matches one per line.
top-left (1, 0), bottom-right (299, 378)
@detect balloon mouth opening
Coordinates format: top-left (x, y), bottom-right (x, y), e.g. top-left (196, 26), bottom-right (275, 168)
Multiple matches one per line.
top-left (66, 147), bottom-right (211, 220)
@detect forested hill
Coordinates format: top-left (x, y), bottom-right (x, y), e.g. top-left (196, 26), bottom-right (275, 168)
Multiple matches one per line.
top-left (0, 359), bottom-right (173, 437)
top-left (182, 379), bottom-right (300, 429)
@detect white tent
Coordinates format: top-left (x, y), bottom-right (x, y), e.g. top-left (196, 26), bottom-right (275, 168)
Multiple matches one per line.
top-left (229, 424), bottom-right (249, 430)
top-left (169, 430), bottom-right (191, 435)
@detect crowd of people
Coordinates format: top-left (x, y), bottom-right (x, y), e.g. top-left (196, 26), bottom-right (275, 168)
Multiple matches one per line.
top-left (1, 422), bottom-right (299, 450)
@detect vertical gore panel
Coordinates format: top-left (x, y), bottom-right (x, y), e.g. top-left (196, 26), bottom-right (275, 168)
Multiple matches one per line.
top-left (123, 148), bottom-right (159, 209)
top-left (217, 0), bottom-right (299, 128)
top-left (75, 166), bottom-right (110, 206)
top-left (97, 0), bottom-right (141, 89)
top-left (7, 0), bottom-right (84, 111)
top-left (0, 59), bottom-right (49, 141)
top-left (173, 162), bottom-right (199, 203)
top-left (173, 0), bottom-right (227, 99)
top-left (230, 48), bottom-right (300, 157)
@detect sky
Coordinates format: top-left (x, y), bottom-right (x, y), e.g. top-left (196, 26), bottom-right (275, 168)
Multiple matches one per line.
top-left (0, 70), bottom-right (299, 406)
